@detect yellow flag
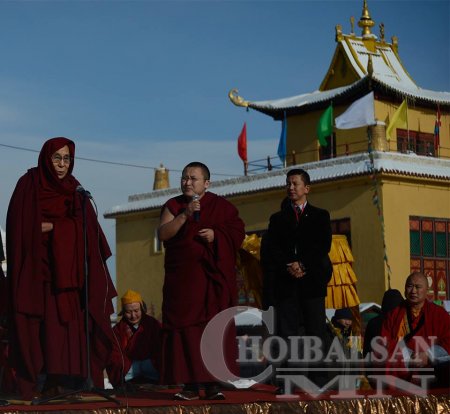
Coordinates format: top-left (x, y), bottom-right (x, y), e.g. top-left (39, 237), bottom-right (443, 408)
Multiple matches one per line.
top-left (386, 99), bottom-right (408, 140)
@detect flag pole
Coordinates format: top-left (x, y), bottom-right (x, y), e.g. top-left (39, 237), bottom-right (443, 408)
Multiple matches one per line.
top-left (406, 98), bottom-right (410, 151)
top-left (330, 102), bottom-right (334, 159)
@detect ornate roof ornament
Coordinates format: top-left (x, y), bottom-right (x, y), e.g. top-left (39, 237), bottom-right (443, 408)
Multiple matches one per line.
top-left (358, 0), bottom-right (375, 38)
top-left (367, 54), bottom-right (374, 77)
top-left (379, 23), bottom-right (385, 41)
top-left (228, 88), bottom-right (249, 108)
top-left (335, 24), bottom-right (343, 42)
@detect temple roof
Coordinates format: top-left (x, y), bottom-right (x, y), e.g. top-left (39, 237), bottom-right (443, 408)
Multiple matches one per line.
top-left (229, 0), bottom-right (450, 118)
top-left (236, 76), bottom-right (450, 120)
top-left (104, 151), bottom-right (450, 218)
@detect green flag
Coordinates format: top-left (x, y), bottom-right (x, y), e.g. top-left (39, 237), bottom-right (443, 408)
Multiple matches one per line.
top-left (317, 104), bottom-right (333, 147)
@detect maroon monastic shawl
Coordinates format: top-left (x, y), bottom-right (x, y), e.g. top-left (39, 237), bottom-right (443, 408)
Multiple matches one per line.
top-left (107, 314), bottom-right (162, 386)
top-left (6, 137), bottom-right (117, 398)
top-left (160, 191), bottom-right (245, 384)
top-left (0, 231), bottom-right (6, 318)
top-left (381, 300), bottom-right (450, 379)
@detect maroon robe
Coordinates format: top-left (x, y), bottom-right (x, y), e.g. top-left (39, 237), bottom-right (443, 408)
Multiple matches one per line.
top-left (381, 300), bottom-right (450, 380)
top-left (0, 231), bottom-right (5, 316)
top-left (6, 137), bottom-right (117, 399)
top-left (161, 191), bottom-right (245, 384)
top-left (107, 313), bottom-right (162, 386)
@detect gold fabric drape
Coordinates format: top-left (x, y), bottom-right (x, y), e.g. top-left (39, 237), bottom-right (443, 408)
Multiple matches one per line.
top-left (326, 235), bottom-right (360, 309)
top-left (236, 234), bottom-right (263, 308)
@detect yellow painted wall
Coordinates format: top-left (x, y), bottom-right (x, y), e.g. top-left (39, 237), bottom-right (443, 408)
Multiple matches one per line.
top-left (113, 176), bottom-right (389, 317)
top-left (311, 179), bottom-right (387, 302)
top-left (115, 212), bottom-right (164, 320)
top-left (286, 100), bottom-right (449, 165)
top-left (287, 106), bottom-right (372, 165)
top-left (381, 176), bottom-right (450, 293)
top-left (375, 100), bottom-right (450, 158)
top-left (320, 46), bottom-right (360, 91)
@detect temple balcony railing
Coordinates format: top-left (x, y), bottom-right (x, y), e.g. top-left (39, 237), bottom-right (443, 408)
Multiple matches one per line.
top-left (243, 141), bottom-right (450, 175)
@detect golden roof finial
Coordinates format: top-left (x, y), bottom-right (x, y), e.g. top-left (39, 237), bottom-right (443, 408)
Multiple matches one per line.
top-left (228, 88), bottom-right (249, 108)
top-left (350, 16), bottom-right (355, 34)
top-left (391, 35), bottom-right (399, 53)
top-left (335, 24), bottom-right (343, 42)
top-left (358, 0), bottom-right (375, 37)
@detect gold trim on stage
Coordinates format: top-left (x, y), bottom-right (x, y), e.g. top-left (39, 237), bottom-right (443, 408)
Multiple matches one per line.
top-left (1, 393), bottom-right (449, 414)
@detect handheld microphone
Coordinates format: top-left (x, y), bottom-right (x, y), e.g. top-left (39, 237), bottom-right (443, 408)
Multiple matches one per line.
top-left (76, 185), bottom-right (93, 200)
top-left (192, 194), bottom-right (200, 222)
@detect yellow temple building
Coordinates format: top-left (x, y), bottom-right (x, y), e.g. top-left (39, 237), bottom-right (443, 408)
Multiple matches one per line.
top-left (105, 0), bottom-right (450, 318)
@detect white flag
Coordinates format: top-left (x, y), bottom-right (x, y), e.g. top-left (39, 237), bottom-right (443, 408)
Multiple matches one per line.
top-left (335, 92), bottom-right (376, 129)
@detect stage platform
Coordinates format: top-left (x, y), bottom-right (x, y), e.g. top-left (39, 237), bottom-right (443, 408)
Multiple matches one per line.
top-left (0, 384), bottom-right (449, 414)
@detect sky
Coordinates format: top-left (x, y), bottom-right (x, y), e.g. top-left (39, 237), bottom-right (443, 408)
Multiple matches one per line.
top-left (0, 0), bottom-right (449, 281)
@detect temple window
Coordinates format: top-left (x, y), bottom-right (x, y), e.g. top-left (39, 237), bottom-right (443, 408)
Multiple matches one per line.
top-left (396, 129), bottom-right (435, 156)
top-left (410, 217), bottom-right (449, 301)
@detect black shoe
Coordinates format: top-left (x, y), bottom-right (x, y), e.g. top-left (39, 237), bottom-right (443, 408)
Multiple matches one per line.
top-left (204, 384), bottom-right (225, 400)
top-left (204, 391), bottom-right (225, 400)
top-left (173, 390), bottom-right (200, 401)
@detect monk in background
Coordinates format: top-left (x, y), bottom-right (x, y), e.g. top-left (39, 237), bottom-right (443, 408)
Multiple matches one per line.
top-left (381, 272), bottom-right (450, 388)
top-left (6, 137), bottom-right (117, 399)
top-left (158, 161), bottom-right (245, 400)
top-left (107, 289), bottom-right (161, 388)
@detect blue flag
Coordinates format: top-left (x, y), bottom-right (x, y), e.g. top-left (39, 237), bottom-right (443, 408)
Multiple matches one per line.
top-left (277, 112), bottom-right (287, 164)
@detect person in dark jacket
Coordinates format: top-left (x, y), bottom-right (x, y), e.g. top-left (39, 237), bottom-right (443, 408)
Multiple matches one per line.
top-left (262, 168), bottom-right (333, 392)
top-left (363, 289), bottom-right (403, 358)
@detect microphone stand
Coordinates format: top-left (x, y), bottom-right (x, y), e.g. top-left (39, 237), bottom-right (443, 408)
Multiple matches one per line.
top-left (32, 192), bottom-right (120, 405)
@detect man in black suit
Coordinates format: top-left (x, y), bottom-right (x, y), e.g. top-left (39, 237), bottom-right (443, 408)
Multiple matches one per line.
top-left (262, 168), bottom-right (332, 392)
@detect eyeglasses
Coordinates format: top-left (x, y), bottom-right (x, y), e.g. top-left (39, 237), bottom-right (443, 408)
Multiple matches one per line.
top-left (51, 154), bottom-right (72, 165)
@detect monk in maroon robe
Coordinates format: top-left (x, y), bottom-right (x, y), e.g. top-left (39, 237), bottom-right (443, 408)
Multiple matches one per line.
top-left (107, 289), bottom-right (161, 387)
top-left (0, 231), bottom-right (5, 316)
top-left (158, 162), bottom-right (245, 400)
top-left (380, 272), bottom-right (450, 386)
top-left (6, 137), bottom-right (117, 399)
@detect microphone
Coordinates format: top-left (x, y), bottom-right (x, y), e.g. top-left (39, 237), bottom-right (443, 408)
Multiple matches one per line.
top-left (76, 185), bottom-right (93, 200)
top-left (192, 194), bottom-right (200, 222)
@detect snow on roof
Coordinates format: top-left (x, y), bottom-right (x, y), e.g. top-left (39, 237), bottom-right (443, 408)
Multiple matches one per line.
top-left (248, 80), bottom-right (364, 112)
top-left (104, 151), bottom-right (450, 218)
top-left (247, 82), bottom-right (359, 111)
top-left (343, 38), bottom-right (418, 90)
top-left (246, 35), bottom-right (450, 114)
top-left (248, 77), bottom-right (450, 114)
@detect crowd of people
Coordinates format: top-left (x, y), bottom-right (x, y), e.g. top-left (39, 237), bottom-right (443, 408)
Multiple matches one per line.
top-left (0, 137), bottom-right (449, 402)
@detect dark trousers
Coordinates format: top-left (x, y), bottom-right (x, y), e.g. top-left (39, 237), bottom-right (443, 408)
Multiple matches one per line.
top-left (272, 295), bottom-right (329, 388)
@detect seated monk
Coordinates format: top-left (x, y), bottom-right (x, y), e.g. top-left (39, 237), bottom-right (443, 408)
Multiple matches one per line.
top-left (107, 290), bottom-right (161, 387)
top-left (381, 272), bottom-right (450, 388)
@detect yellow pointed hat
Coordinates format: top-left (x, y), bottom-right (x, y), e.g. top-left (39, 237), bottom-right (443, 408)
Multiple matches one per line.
top-left (121, 289), bottom-right (143, 306)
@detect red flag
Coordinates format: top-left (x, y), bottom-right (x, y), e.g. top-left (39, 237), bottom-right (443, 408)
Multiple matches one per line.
top-left (434, 105), bottom-right (441, 150)
top-left (237, 122), bottom-right (247, 162)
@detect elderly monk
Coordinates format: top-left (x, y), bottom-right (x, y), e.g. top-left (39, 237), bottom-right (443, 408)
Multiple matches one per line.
top-left (107, 289), bottom-right (161, 387)
top-left (158, 161), bottom-right (245, 400)
top-left (6, 137), bottom-right (117, 399)
top-left (381, 272), bottom-right (450, 385)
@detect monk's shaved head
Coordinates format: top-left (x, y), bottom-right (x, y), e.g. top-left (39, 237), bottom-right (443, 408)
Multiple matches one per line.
top-left (405, 271), bottom-right (428, 288)
top-left (405, 271), bottom-right (429, 309)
